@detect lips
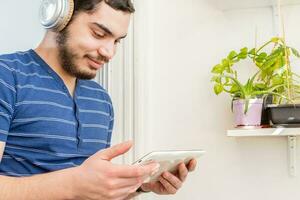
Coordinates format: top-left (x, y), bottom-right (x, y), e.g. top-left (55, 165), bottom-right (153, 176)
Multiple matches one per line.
top-left (87, 56), bottom-right (105, 70)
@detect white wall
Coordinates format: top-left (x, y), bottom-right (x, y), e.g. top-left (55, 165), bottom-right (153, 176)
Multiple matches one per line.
top-left (134, 1), bottom-right (300, 200)
top-left (0, 1), bottom-right (44, 53)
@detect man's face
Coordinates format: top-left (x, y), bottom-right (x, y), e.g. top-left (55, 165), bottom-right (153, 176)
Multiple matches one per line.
top-left (57, 1), bottom-right (131, 79)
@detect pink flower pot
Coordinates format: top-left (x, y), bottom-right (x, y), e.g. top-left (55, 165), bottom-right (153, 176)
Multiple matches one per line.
top-left (233, 99), bottom-right (263, 127)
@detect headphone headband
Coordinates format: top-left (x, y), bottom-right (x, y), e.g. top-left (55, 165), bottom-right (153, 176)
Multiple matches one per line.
top-left (39, 0), bottom-right (74, 31)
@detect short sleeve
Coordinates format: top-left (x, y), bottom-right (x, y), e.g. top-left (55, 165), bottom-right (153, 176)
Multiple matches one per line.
top-left (0, 61), bottom-right (16, 142)
top-left (106, 95), bottom-right (114, 148)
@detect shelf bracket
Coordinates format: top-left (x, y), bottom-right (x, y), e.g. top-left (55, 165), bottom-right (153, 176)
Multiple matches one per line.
top-left (288, 136), bottom-right (297, 177)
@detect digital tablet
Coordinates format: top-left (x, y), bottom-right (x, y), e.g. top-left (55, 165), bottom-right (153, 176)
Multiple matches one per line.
top-left (132, 150), bottom-right (205, 183)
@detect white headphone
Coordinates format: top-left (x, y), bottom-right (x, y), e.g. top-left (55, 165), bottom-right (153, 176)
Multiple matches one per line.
top-left (39, 0), bottom-right (74, 32)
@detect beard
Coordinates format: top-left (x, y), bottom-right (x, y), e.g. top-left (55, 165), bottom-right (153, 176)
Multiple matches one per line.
top-left (56, 29), bottom-right (97, 80)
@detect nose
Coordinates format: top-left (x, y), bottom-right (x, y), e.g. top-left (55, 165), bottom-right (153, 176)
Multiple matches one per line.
top-left (97, 41), bottom-right (115, 61)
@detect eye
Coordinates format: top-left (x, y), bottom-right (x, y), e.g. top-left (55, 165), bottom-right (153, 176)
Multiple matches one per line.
top-left (114, 39), bottom-right (121, 45)
top-left (93, 31), bottom-right (104, 39)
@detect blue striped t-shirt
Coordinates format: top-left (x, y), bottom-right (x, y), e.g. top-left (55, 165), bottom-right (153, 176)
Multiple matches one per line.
top-left (0, 49), bottom-right (114, 177)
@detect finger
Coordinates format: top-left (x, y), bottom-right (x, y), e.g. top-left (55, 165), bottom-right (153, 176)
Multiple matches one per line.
top-left (158, 175), bottom-right (177, 194)
top-left (178, 163), bottom-right (189, 182)
top-left (187, 159), bottom-right (197, 172)
top-left (95, 140), bottom-right (133, 161)
top-left (139, 182), bottom-right (155, 192)
top-left (162, 171), bottom-right (182, 190)
top-left (110, 162), bottom-right (160, 178)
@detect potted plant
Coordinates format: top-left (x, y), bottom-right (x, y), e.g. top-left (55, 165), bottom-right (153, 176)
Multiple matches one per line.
top-left (253, 37), bottom-right (300, 126)
top-left (211, 43), bottom-right (285, 127)
top-left (211, 36), bottom-right (300, 127)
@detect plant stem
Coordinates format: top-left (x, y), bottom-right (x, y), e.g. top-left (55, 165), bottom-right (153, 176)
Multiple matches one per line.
top-left (256, 40), bottom-right (274, 54)
top-left (280, 6), bottom-right (293, 103)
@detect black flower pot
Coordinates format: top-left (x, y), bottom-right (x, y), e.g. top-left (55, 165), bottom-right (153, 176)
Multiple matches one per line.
top-left (267, 104), bottom-right (300, 127)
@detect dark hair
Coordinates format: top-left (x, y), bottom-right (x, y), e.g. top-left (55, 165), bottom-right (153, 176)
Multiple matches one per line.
top-left (59, 0), bottom-right (134, 32)
top-left (74, 0), bottom-right (135, 14)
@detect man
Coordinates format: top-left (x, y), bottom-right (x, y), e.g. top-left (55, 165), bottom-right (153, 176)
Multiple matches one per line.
top-left (0, 0), bottom-right (197, 199)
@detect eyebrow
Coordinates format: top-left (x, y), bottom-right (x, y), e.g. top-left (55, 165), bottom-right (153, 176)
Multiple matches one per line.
top-left (92, 22), bottom-right (127, 39)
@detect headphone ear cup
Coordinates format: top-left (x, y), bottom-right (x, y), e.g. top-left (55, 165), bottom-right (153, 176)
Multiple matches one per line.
top-left (39, 0), bottom-right (74, 31)
top-left (57, 0), bottom-right (74, 31)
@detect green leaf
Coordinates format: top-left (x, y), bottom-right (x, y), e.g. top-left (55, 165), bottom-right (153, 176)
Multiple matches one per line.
top-left (248, 48), bottom-right (256, 55)
top-left (248, 72), bottom-right (260, 88)
top-left (269, 59), bottom-right (281, 72)
top-left (267, 48), bottom-right (283, 61)
top-left (258, 52), bottom-right (268, 59)
top-left (260, 71), bottom-right (267, 80)
top-left (239, 54), bottom-right (247, 59)
top-left (211, 64), bottom-right (223, 74)
top-left (230, 84), bottom-right (239, 93)
top-left (240, 47), bottom-right (248, 54)
top-left (214, 84), bottom-right (223, 95)
top-left (261, 57), bottom-right (277, 70)
top-left (211, 76), bottom-right (220, 83)
top-left (226, 67), bottom-right (231, 73)
top-left (219, 75), bottom-right (246, 98)
top-left (225, 77), bottom-right (230, 84)
top-left (255, 57), bottom-right (264, 63)
top-left (244, 99), bottom-right (249, 114)
top-left (222, 59), bottom-right (230, 68)
top-left (227, 51), bottom-right (238, 60)
top-left (271, 37), bottom-right (280, 43)
top-left (255, 83), bottom-right (267, 89)
top-left (238, 47), bottom-right (248, 59)
top-left (272, 75), bottom-right (284, 85)
top-left (291, 48), bottom-right (300, 58)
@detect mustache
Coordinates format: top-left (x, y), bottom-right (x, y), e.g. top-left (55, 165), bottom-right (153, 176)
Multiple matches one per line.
top-left (86, 54), bottom-right (109, 64)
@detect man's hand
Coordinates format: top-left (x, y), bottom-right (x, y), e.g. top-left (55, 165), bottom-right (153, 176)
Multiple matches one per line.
top-left (70, 141), bottom-right (159, 200)
top-left (139, 159), bottom-right (197, 195)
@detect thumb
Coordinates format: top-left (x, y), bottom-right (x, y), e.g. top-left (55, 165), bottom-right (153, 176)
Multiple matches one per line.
top-left (139, 183), bottom-right (153, 193)
top-left (95, 140), bottom-right (133, 161)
